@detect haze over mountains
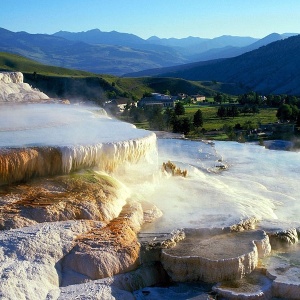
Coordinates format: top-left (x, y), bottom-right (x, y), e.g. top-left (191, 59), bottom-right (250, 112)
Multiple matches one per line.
top-left (127, 34), bottom-right (300, 95)
top-left (0, 27), bottom-right (300, 94)
top-left (0, 27), bottom-right (295, 76)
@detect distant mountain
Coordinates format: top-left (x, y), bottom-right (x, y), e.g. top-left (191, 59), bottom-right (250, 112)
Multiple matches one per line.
top-left (54, 28), bottom-right (147, 47)
top-left (54, 30), bottom-right (260, 61)
top-left (1, 27), bottom-right (298, 79)
top-left (0, 28), bottom-right (187, 75)
top-left (187, 33), bottom-right (294, 62)
top-left (147, 35), bottom-right (257, 55)
top-left (53, 29), bottom-right (297, 65)
top-left (125, 35), bottom-right (300, 95)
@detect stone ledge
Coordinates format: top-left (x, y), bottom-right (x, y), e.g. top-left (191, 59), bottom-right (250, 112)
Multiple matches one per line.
top-left (161, 229), bottom-right (271, 283)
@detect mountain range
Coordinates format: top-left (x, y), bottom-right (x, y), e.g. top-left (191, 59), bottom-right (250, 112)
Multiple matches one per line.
top-left (0, 27), bottom-right (295, 76)
top-left (126, 34), bottom-right (300, 95)
top-left (1, 27), bottom-right (300, 94)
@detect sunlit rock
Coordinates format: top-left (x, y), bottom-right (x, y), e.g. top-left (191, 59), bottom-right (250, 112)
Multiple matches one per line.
top-left (62, 201), bottom-right (144, 281)
top-left (0, 71), bottom-right (49, 102)
top-left (213, 270), bottom-right (273, 299)
top-left (263, 243), bottom-right (300, 299)
top-left (0, 220), bottom-right (101, 300)
top-left (161, 229), bottom-right (271, 283)
top-left (141, 201), bottom-right (163, 223)
top-left (0, 170), bottom-right (129, 230)
top-left (0, 103), bottom-right (157, 185)
top-left (162, 160), bottom-right (187, 177)
top-left (0, 72), bottom-right (23, 83)
top-left (230, 216), bottom-right (258, 232)
top-left (258, 219), bottom-right (299, 249)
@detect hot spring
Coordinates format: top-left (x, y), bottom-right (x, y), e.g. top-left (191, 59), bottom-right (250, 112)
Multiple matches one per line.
top-left (1, 101), bottom-right (300, 299)
top-left (0, 103), bottom-right (157, 185)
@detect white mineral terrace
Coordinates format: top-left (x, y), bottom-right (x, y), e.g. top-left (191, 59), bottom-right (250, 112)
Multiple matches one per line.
top-left (0, 103), bottom-right (157, 184)
top-left (0, 72), bottom-right (48, 102)
top-left (2, 72), bottom-right (300, 299)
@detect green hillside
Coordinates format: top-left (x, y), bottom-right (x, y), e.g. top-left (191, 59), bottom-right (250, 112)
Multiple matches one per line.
top-left (0, 51), bottom-right (94, 77)
top-left (130, 35), bottom-right (300, 95)
top-left (0, 52), bottom-right (244, 105)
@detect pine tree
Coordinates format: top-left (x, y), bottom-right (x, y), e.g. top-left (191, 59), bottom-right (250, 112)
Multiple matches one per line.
top-left (193, 109), bottom-right (203, 127)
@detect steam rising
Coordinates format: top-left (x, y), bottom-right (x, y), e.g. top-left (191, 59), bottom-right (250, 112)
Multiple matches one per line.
top-left (0, 103), bottom-right (156, 185)
top-left (1, 102), bottom-right (299, 233)
top-left (116, 139), bottom-right (300, 232)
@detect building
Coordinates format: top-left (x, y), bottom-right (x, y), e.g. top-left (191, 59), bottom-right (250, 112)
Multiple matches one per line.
top-left (138, 93), bottom-right (176, 108)
top-left (191, 94), bottom-right (206, 103)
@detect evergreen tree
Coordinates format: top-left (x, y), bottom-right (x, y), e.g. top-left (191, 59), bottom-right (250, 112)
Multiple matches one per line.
top-left (174, 102), bottom-right (185, 116)
top-left (163, 107), bottom-right (175, 130)
top-left (181, 118), bottom-right (191, 135)
top-left (217, 106), bottom-right (226, 119)
top-left (296, 111), bottom-right (300, 129)
top-left (193, 109), bottom-right (203, 127)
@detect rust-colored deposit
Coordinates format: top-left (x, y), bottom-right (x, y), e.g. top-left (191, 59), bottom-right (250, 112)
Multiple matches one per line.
top-left (0, 147), bottom-right (62, 186)
top-left (63, 209), bottom-right (141, 279)
top-left (0, 171), bottom-right (123, 230)
top-left (162, 161), bottom-right (188, 177)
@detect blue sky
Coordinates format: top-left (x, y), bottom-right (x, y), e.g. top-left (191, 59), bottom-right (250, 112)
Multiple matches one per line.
top-left (1, 0), bottom-right (300, 39)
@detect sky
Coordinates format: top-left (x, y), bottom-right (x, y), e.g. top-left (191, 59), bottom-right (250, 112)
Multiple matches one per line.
top-left (1, 0), bottom-right (300, 39)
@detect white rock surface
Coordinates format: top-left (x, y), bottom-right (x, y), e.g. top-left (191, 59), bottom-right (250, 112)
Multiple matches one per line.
top-left (58, 263), bottom-right (167, 299)
top-left (0, 72), bottom-right (49, 102)
top-left (264, 243), bottom-right (300, 299)
top-left (161, 229), bottom-right (271, 283)
top-left (0, 72), bottom-right (23, 83)
top-left (0, 171), bottom-right (129, 230)
top-left (62, 201), bottom-right (144, 282)
top-left (0, 220), bottom-right (101, 300)
top-left (258, 219), bottom-right (300, 249)
top-left (213, 270), bottom-right (273, 299)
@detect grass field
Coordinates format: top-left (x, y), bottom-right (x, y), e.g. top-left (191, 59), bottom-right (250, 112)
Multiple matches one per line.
top-left (184, 105), bottom-right (278, 131)
top-left (131, 104), bottom-right (278, 141)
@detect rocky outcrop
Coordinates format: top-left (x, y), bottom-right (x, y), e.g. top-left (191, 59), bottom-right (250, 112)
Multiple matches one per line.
top-left (213, 270), bottom-right (273, 300)
top-left (263, 243), bottom-right (300, 299)
top-left (0, 72), bottom-right (23, 83)
top-left (62, 201), bottom-right (144, 283)
top-left (0, 103), bottom-right (157, 186)
top-left (0, 71), bottom-right (49, 102)
top-left (58, 263), bottom-right (168, 300)
top-left (161, 229), bottom-right (271, 283)
top-left (0, 220), bottom-right (99, 300)
top-left (0, 170), bottom-right (129, 230)
top-left (258, 219), bottom-right (299, 249)
top-left (0, 181), bottom-right (163, 299)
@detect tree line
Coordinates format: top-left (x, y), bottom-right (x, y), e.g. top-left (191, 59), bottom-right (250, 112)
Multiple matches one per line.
top-left (122, 102), bottom-right (203, 135)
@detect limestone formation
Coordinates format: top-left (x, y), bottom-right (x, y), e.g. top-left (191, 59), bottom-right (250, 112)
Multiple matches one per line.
top-left (0, 170), bottom-right (129, 230)
top-left (161, 229), bottom-right (271, 283)
top-left (213, 270), bottom-right (273, 299)
top-left (162, 160), bottom-right (188, 177)
top-left (141, 201), bottom-right (163, 223)
top-left (59, 263), bottom-right (168, 298)
top-left (263, 244), bottom-right (300, 299)
top-left (0, 71), bottom-right (49, 102)
top-left (0, 102), bottom-right (157, 185)
top-left (62, 201), bottom-right (144, 282)
top-left (258, 219), bottom-right (299, 249)
top-left (2, 74), bottom-right (300, 299)
top-left (0, 220), bottom-right (100, 300)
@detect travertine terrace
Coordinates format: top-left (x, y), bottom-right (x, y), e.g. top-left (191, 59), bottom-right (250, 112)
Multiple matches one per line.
top-left (1, 72), bottom-right (300, 299)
